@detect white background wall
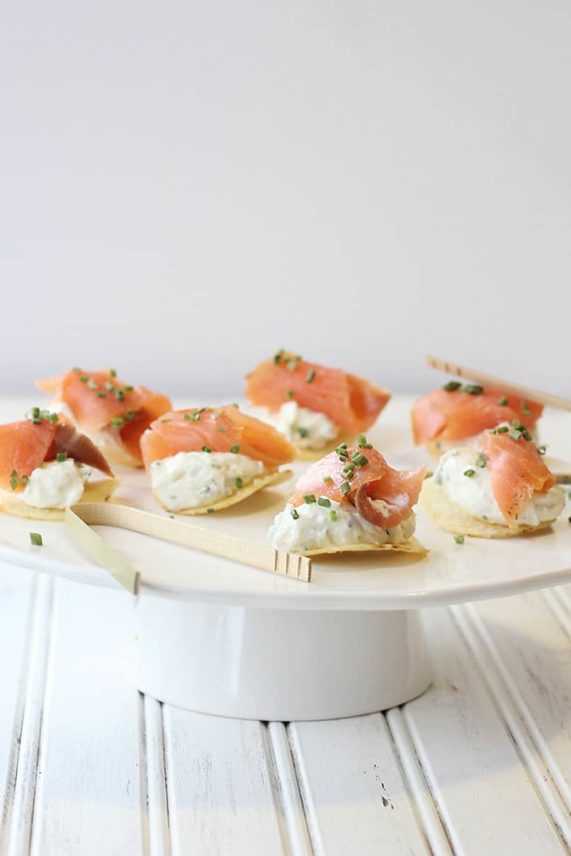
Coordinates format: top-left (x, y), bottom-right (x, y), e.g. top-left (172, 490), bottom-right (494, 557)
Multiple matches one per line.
top-left (1, 0), bottom-right (570, 399)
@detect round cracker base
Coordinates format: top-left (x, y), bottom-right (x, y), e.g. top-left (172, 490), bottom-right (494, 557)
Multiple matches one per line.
top-left (300, 536), bottom-right (427, 557)
top-left (422, 477), bottom-right (560, 538)
top-left (0, 478), bottom-right (119, 522)
top-left (155, 469), bottom-right (293, 515)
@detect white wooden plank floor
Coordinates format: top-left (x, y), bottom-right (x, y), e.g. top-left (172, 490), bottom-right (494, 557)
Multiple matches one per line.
top-left (1, 563), bottom-right (570, 855)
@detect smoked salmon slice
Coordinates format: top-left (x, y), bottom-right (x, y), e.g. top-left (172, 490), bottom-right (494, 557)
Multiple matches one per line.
top-left (481, 428), bottom-right (555, 522)
top-left (246, 352), bottom-right (391, 435)
top-left (0, 410), bottom-right (113, 490)
top-left (412, 384), bottom-right (542, 445)
top-left (37, 368), bottom-right (172, 466)
top-left (290, 442), bottom-right (425, 529)
top-left (141, 406), bottom-right (296, 470)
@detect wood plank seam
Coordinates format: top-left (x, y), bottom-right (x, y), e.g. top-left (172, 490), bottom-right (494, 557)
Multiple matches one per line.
top-left (542, 589), bottom-right (571, 640)
top-left (286, 724), bottom-right (325, 855)
top-left (0, 575), bottom-right (40, 853)
top-left (385, 708), bottom-right (454, 855)
top-left (141, 695), bottom-right (171, 856)
top-left (6, 576), bottom-right (54, 856)
top-left (266, 722), bottom-right (314, 856)
top-left (450, 604), bottom-right (571, 847)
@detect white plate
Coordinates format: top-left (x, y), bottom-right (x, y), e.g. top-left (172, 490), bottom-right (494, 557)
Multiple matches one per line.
top-left (0, 398), bottom-right (570, 612)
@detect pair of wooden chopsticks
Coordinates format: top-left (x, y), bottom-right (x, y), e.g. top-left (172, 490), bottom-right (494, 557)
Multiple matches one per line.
top-left (65, 503), bottom-right (312, 593)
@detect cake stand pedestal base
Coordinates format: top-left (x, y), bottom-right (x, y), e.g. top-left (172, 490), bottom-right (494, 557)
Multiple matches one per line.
top-left (131, 597), bottom-right (432, 721)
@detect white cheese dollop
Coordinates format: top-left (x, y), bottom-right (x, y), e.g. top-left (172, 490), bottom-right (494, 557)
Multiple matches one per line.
top-left (150, 451), bottom-right (265, 511)
top-left (269, 402), bottom-right (338, 450)
top-left (433, 447), bottom-right (564, 526)
top-left (268, 498), bottom-right (416, 552)
top-left (21, 460), bottom-right (89, 509)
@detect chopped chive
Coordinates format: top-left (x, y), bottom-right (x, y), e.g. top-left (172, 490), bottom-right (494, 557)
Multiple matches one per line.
top-left (10, 470), bottom-right (19, 490)
top-left (475, 453), bottom-right (487, 468)
top-left (330, 509), bottom-right (338, 521)
top-left (217, 425), bottom-right (226, 432)
top-left (461, 384), bottom-right (483, 395)
top-left (303, 494), bottom-right (316, 504)
top-left (110, 417), bottom-right (124, 427)
top-left (48, 412), bottom-right (59, 423)
top-left (297, 426), bottom-right (309, 438)
top-left (97, 391), bottom-right (107, 398)
top-left (109, 368), bottom-right (117, 378)
top-left (124, 411), bottom-right (135, 421)
top-left (464, 468), bottom-right (476, 477)
top-left (306, 369), bottom-right (316, 384)
top-left (207, 507), bottom-right (214, 514)
top-left (235, 476), bottom-right (244, 489)
top-left (498, 396), bottom-right (508, 406)
top-left (124, 385), bottom-right (134, 392)
top-left (104, 382), bottom-right (115, 391)
top-left (55, 452), bottom-right (67, 462)
top-left (493, 425), bottom-right (509, 434)
top-left (340, 481), bottom-right (351, 495)
top-left (115, 390), bottom-right (125, 401)
top-left (318, 497), bottom-right (331, 507)
top-left (443, 380), bottom-right (462, 392)
top-left (323, 475), bottom-right (333, 484)
top-left (230, 445), bottom-right (240, 454)
top-left (522, 402), bottom-right (531, 415)
top-left (336, 443), bottom-right (348, 452)
top-left (201, 446), bottom-right (212, 453)
top-left (79, 375), bottom-right (88, 383)
top-left (353, 453), bottom-right (369, 467)
top-left (537, 445), bottom-right (547, 455)
top-left (72, 366), bottom-right (81, 372)
top-left (453, 534), bottom-right (465, 544)
top-left (87, 379), bottom-right (98, 390)
top-left (286, 389), bottom-right (294, 399)
top-left (291, 507), bottom-right (300, 520)
top-left (287, 357), bottom-right (299, 371)
top-left (29, 532), bottom-right (43, 547)
top-left (273, 349), bottom-right (284, 365)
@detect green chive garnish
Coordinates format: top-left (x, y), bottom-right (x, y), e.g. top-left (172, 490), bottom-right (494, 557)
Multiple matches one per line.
top-left (109, 368), bottom-right (117, 378)
top-left (353, 453), bottom-right (369, 467)
top-left (318, 497), bottom-right (331, 507)
top-left (48, 412), bottom-right (59, 423)
top-left (79, 375), bottom-right (88, 383)
top-left (207, 507), bottom-right (214, 514)
top-left (475, 453), bottom-right (487, 468)
top-left (453, 534), bottom-right (465, 544)
top-left (493, 425), bottom-right (509, 434)
top-left (340, 481), bottom-right (351, 495)
top-left (291, 508), bottom-right (300, 520)
top-left (124, 385), bottom-right (134, 392)
top-left (498, 396), bottom-right (508, 406)
top-left (522, 402), bottom-right (531, 415)
top-left (87, 379), bottom-right (98, 390)
top-left (29, 532), bottom-right (43, 546)
top-left (464, 469), bottom-right (476, 477)
top-left (201, 446), bottom-right (212, 453)
top-left (306, 369), bottom-right (316, 384)
top-left (286, 389), bottom-right (294, 399)
top-left (537, 445), bottom-right (546, 455)
top-left (297, 427), bottom-right (309, 438)
top-left (330, 509), bottom-right (338, 521)
top-left (323, 476), bottom-right (333, 484)
top-left (230, 445), bottom-right (240, 454)
top-left (10, 470), bottom-right (19, 490)
top-left (461, 384), bottom-right (483, 395)
top-left (110, 417), bottom-right (124, 427)
top-left (443, 381), bottom-right (462, 392)
top-left (273, 349), bottom-right (284, 365)
top-left (124, 411), bottom-right (135, 421)
top-left (303, 494), bottom-right (316, 504)
top-left (97, 391), bottom-right (107, 398)
top-left (56, 452), bottom-right (67, 462)
top-left (235, 476), bottom-right (244, 488)
top-left (115, 390), bottom-right (125, 401)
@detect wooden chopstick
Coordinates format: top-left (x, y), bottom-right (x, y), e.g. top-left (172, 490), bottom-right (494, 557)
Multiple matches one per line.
top-left (65, 502), bottom-right (312, 593)
top-left (426, 355), bottom-right (571, 412)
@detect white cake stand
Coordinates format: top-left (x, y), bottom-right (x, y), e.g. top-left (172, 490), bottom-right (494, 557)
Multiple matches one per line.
top-left (0, 400), bottom-right (570, 721)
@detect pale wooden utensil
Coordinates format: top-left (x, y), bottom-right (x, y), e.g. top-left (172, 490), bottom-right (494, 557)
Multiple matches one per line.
top-left (426, 355), bottom-right (571, 412)
top-left (65, 502), bottom-right (312, 594)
